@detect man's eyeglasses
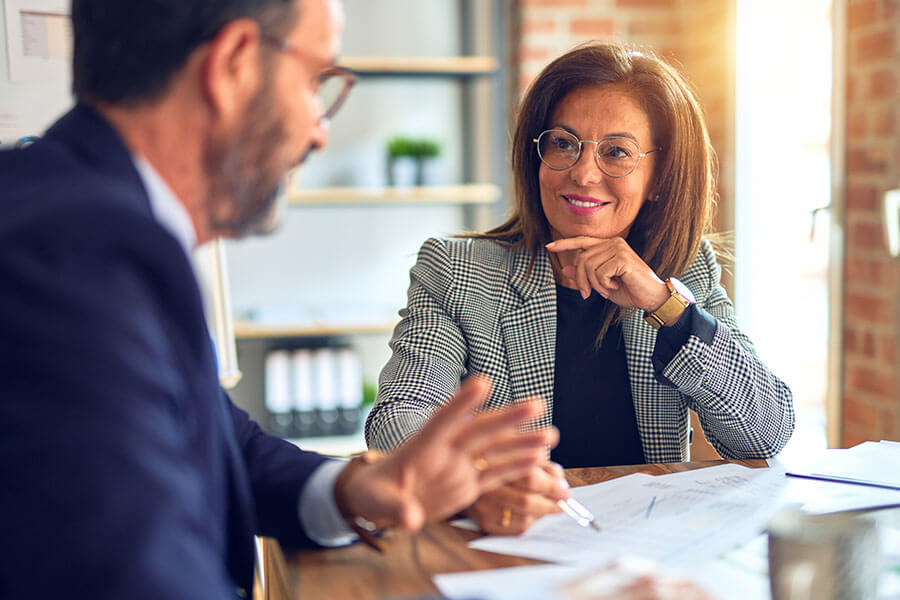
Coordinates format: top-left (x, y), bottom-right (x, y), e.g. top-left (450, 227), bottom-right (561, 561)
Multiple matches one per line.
top-left (533, 129), bottom-right (661, 178)
top-left (262, 36), bottom-right (356, 125)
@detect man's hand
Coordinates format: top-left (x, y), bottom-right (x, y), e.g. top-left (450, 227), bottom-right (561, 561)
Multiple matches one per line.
top-left (334, 376), bottom-right (559, 532)
top-left (466, 462), bottom-right (570, 535)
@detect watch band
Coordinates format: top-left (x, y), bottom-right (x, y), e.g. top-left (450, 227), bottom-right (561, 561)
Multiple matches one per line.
top-left (334, 449), bottom-right (388, 553)
top-left (644, 278), bottom-right (694, 329)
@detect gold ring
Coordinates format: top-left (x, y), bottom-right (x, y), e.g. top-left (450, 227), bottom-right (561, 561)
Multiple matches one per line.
top-left (473, 456), bottom-right (489, 472)
top-left (501, 507), bottom-right (512, 528)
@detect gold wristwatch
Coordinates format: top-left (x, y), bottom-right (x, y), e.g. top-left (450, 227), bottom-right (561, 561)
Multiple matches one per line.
top-left (644, 277), bottom-right (695, 329)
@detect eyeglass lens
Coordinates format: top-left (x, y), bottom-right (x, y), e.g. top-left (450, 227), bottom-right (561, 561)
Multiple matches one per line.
top-left (317, 72), bottom-right (351, 121)
top-left (536, 130), bottom-right (642, 177)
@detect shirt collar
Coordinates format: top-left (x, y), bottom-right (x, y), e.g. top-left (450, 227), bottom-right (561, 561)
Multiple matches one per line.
top-left (132, 154), bottom-right (197, 254)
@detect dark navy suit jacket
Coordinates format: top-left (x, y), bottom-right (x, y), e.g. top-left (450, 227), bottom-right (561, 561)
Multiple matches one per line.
top-left (0, 106), bottom-right (329, 598)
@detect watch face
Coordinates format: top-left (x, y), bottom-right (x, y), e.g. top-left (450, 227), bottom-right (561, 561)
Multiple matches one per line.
top-left (669, 277), bottom-right (696, 303)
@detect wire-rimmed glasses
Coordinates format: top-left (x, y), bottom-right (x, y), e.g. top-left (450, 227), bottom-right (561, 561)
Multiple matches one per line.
top-left (262, 36), bottom-right (356, 125)
top-left (533, 129), bottom-right (661, 178)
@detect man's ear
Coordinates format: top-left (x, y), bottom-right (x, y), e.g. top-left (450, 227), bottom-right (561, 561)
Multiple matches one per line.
top-left (202, 19), bottom-right (265, 123)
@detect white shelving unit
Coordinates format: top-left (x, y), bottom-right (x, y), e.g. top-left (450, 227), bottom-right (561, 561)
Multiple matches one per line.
top-left (339, 56), bottom-right (498, 75)
top-left (287, 183), bottom-right (500, 206)
top-left (225, 2), bottom-right (510, 441)
top-left (234, 320), bottom-right (397, 341)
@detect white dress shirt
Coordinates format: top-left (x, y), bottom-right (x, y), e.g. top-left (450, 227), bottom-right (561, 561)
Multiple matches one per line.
top-left (132, 154), bottom-right (356, 546)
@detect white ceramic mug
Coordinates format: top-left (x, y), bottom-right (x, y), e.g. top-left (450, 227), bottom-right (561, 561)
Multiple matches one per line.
top-left (768, 508), bottom-right (881, 600)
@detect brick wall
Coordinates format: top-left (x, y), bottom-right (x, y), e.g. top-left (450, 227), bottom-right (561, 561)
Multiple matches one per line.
top-left (517, 0), bottom-right (685, 92)
top-left (516, 0), bottom-right (735, 242)
top-left (515, 0), bottom-right (900, 448)
top-left (842, 0), bottom-right (900, 445)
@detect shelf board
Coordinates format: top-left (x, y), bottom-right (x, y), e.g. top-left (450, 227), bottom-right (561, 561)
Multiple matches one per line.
top-left (234, 320), bottom-right (396, 340)
top-left (339, 56), bottom-right (498, 76)
top-left (287, 183), bottom-right (500, 206)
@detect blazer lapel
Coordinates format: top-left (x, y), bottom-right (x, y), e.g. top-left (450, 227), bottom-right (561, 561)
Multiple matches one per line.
top-left (499, 247), bottom-right (556, 428)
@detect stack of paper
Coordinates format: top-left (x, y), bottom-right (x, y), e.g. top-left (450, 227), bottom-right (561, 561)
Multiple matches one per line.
top-left (468, 463), bottom-right (788, 568)
top-left (435, 445), bottom-right (900, 599)
top-left (785, 440), bottom-right (900, 491)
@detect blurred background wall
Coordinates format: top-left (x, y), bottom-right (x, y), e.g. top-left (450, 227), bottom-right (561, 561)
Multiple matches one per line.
top-left (515, 0), bottom-right (899, 455)
top-left (0, 0), bottom-right (896, 452)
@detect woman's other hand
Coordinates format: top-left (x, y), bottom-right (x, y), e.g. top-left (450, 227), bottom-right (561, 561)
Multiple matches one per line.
top-left (546, 236), bottom-right (669, 312)
top-left (335, 376), bottom-right (560, 532)
top-left (466, 462), bottom-right (570, 535)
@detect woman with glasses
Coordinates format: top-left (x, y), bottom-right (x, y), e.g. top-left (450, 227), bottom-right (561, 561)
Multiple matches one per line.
top-left (365, 42), bottom-right (794, 534)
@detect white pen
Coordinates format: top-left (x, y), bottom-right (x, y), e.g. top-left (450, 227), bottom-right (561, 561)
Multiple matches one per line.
top-left (549, 463), bottom-right (602, 532)
top-left (557, 497), bottom-right (602, 532)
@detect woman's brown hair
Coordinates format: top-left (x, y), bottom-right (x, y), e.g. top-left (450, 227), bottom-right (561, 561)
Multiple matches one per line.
top-left (475, 42), bottom-right (716, 276)
top-left (468, 42), bottom-right (717, 339)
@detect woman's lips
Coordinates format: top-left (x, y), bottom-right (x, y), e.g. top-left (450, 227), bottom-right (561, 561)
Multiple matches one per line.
top-left (563, 194), bottom-right (609, 216)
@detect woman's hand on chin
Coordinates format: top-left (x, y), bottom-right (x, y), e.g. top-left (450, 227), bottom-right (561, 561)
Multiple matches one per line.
top-left (546, 236), bottom-right (669, 312)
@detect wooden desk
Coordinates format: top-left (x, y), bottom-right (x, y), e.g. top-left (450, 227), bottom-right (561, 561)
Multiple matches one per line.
top-left (287, 459), bottom-right (767, 600)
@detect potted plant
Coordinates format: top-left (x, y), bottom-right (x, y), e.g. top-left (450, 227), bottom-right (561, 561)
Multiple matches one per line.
top-left (409, 138), bottom-right (441, 186)
top-left (386, 136), bottom-right (416, 187)
top-left (386, 136), bottom-right (442, 187)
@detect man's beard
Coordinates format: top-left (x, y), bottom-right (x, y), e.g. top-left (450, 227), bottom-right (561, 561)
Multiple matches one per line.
top-left (203, 76), bottom-right (294, 239)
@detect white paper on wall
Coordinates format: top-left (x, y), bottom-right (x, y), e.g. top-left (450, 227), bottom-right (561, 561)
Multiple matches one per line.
top-left (4, 0), bottom-right (70, 83)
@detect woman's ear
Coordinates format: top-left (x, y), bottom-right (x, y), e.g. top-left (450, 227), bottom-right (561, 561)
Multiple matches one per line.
top-left (646, 175), bottom-right (664, 202)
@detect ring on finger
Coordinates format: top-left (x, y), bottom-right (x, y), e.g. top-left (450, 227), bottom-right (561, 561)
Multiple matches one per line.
top-left (473, 456), bottom-right (489, 472)
top-left (501, 506), bottom-right (512, 528)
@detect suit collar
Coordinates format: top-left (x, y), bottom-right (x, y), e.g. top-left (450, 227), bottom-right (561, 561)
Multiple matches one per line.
top-left (133, 155), bottom-right (197, 255)
top-left (43, 104), bottom-right (152, 219)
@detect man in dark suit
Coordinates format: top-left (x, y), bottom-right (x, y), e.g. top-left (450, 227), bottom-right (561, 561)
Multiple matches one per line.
top-left (0, 0), bottom-right (564, 597)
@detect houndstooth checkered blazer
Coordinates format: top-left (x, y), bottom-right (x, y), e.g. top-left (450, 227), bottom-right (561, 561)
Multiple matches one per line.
top-left (365, 237), bottom-right (795, 463)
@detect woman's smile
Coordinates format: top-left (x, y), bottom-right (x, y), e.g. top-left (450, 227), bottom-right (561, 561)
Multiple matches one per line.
top-left (563, 194), bottom-right (610, 215)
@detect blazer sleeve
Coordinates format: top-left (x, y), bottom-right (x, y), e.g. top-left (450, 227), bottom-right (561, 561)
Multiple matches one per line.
top-left (654, 241), bottom-right (795, 459)
top-left (227, 396), bottom-right (330, 548)
top-left (365, 237), bottom-right (469, 450)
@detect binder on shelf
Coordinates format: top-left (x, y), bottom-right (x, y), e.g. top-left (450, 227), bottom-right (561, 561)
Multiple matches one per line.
top-left (264, 345), bottom-right (366, 439)
top-left (264, 350), bottom-right (293, 437)
top-left (291, 349), bottom-right (317, 437)
top-left (313, 348), bottom-right (339, 435)
top-left (336, 348), bottom-right (363, 435)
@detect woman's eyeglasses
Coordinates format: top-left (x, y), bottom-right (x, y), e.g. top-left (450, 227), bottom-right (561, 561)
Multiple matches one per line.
top-left (533, 129), bottom-right (660, 178)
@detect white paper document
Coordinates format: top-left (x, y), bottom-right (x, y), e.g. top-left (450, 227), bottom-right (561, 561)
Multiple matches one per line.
top-left (786, 441), bottom-right (900, 490)
top-left (779, 475), bottom-right (900, 514)
top-left (4, 0), bottom-right (71, 82)
top-left (434, 564), bottom-right (576, 600)
top-left (434, 556), bottom-right (711, 600)
top-left (693, 534), bottom-right (770, 600)
top-left (469, 464), bottom-right (788, 567)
